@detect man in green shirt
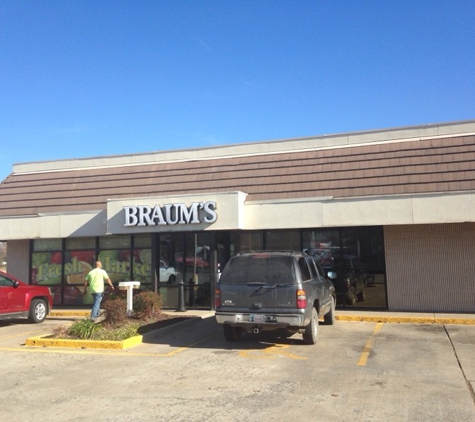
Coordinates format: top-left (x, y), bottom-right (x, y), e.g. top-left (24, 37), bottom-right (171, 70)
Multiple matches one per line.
top-left (84, 261), bottom-right (114, 320)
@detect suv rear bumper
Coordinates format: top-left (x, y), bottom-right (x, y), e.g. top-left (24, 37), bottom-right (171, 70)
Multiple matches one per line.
top-left (216, 312), bottom-right (305, 328)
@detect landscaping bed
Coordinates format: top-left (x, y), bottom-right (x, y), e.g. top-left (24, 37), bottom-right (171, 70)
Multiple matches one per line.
top-left (50, 292), bottom-right (190, 341)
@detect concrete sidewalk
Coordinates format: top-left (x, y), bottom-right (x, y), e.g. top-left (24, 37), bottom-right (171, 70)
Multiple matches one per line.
top-left (49, 308), bottom-right (475, 325)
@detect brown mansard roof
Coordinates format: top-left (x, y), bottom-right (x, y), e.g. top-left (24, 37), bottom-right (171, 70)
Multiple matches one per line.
top-left (0, 129), bottom-right (475, 217)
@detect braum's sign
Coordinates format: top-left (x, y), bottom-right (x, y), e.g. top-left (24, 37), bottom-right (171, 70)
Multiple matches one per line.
top-left (124, 201), bottom-right (217, 227)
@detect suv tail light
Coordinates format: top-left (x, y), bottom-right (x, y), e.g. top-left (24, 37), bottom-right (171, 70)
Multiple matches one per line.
top-left (297, 289), bottom-right (307, 309)
top-left (215, 288), bottom-right (221, 308)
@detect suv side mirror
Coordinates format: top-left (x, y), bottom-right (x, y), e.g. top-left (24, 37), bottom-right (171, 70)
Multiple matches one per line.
top-left (327, 271), bottom-right (337, 280)
top-left (13, 281), bottom-right (20, 288)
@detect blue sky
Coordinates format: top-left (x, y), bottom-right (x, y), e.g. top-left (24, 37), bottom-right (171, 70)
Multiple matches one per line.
top-left (1, 1), bottom-right (475, 181)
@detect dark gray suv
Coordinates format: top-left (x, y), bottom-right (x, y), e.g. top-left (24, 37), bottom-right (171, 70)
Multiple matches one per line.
top-left (215, 251), bottom-right (336, 344)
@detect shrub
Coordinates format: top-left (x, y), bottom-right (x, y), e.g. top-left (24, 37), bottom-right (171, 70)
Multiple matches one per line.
top-left (67, 319), bottom-right (103, 339)
top-left (93, 322), bottom-right (140, 341)
top-left (51, 318), bottom-right (140, 341)
top-left (102, 296), bottom-right (128, 328)
top-left (133, 291), bottom-right (162, 320)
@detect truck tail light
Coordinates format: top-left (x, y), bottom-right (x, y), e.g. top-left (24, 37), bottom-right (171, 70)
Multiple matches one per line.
top-left (215, 288), bottom-right (221, 308)
top-left (297, 289), bottom-right (307, 309)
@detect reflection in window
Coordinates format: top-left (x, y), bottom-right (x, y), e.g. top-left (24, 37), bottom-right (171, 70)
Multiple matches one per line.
top-left (231, 231), bottom-right (263, 253)
top-left (266, 230), bottom-right (300, 251)
top-left (302, 227), bottom-right (386, 309)
top-left (33, 239), bottom-right (62, 252)
top-left (303, 229), bottom-right (340, 268)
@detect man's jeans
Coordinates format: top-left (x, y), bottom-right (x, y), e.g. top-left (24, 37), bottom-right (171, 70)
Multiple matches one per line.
top-left (91, 292), bottom-right (104, 319)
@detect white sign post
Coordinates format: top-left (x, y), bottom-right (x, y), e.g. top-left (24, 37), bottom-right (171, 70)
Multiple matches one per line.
top-left (118, 281), bottom-right (141, 316)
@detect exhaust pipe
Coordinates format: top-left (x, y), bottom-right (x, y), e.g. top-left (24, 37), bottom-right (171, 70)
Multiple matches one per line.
top-left (253, 327), bottom-right (260, 334)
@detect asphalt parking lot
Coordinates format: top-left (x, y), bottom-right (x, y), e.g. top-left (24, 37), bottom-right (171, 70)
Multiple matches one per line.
top-left (1, 313), bottom-right (474, 422)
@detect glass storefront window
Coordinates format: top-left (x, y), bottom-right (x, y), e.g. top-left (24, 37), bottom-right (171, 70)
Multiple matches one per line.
top-left (62, 250), bottom-right (96, 306)
top-left (31, 239), bottom-right (63, 289)
top-left (184, 232), bottom-right (212, 307)
top-left (130, 235), bottom-right (153, 288)
top-left (132, 248), bottom-right (152, 285)
top-left (230, 231), bottom-right (263, 253)
top-left (65, 237), bottom-right (96, 250)
top-left (98, 249), bottom-right (131, 285)
top-left (158, 233), bottom-right (183, 308)
top-left (303, 229), bottom-right (340, 267)
top-left (133, 234), bottom-right (151, 249)
top-left (302, 227), bottom-right (386, 309)
top-left (99, 235), bottom-right (131, 249)
top-left (341, 228), bottom-right (360, 259)
top-left (31, 251), bottom-right (62, 285)
top-left (33, 239), bottom-right (62, 252)
top-left (265, 230), bottom-right (300, 251)
top-left (157, 233), bottom-right (212, 309)
top-left (28, 227), bottom-right (386, 310)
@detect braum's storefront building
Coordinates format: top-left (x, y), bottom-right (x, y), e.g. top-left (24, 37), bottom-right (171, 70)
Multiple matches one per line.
top-left (1, 120), bottom-right (475, 313)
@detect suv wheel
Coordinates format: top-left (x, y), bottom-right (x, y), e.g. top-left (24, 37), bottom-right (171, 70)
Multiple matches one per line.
top-left (324, 296), bottom-right (336, 325)
top-left (223, 325), bottom-right (242, 342)
top-left (357, 289), bottom-right (365, 302)
top-left (346, 289), bottom-right (356, 306)
top-left (28, 299), bottom-right (47, 323)
top-left (303, 307), bottom-right (319, 344)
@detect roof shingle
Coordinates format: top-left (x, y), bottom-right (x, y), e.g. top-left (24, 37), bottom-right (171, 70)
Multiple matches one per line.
top-left (1, 134), bottom-right (474, 217)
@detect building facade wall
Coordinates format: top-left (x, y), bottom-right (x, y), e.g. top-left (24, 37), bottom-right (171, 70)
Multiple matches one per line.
top-left (385, 223), bottom-right (475, 312)
top-left (6, 239), bottom-right (30, 283)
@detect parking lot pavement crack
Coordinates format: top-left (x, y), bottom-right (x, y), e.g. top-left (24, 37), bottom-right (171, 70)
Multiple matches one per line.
top-left (444, 324), bottom-right (475, 407)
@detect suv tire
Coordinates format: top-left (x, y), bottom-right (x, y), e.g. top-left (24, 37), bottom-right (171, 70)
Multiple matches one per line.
top-left (28, 299), bottom-right (47, 323)
top-left (357, 290), bottom-right (365, 302)
top-left (223, 325), bottom-right (242, 342)
top-left (346, 289), bottom-right (356, 306)
top-left (303, 307), bottom-right (319, 344)
top-left (324, 296), bottom-right (336, 325)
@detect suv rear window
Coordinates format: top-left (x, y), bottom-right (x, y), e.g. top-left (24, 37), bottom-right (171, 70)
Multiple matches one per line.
top-left (220, 255), bottom-right (297, 284)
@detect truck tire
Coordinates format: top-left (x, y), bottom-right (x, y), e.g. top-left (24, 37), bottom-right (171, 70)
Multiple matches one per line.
top-left (357, 289), bottom-right (365, 302)
top-left (28, 299), bottom-right (48, 323)
top-left (302, 307), bottom-right (319, 344)
top-left (223, 325), bottom-right (242, 342)
top-left (346, 289), bottom-right (356, 306)
top-left (324, 296), bottom-right (336, 325)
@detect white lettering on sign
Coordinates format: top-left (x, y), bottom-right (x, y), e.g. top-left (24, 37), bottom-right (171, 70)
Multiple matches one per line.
top-left (124, 201), bottom-right (217, 227)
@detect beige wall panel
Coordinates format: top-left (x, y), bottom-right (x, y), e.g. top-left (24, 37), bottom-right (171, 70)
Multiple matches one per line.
top-left (324, 197), bottom-right (414, 227)
top-left (245, 200), bottom-right (324, 230)
top-left (385, 223), bottom-right (475, 312)
top-left (6, 239), bottom-right (30, 282)
top-left (412, 193), bottom-right (475, 224)
top-left (0, 211), bottom-right (106, 240)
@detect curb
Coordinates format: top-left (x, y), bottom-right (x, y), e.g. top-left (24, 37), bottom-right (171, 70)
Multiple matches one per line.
top-left (335, 315), bottom-right (475, 325)
top-left (25, 334), bottom-right (143, 350)
top-left (32, 314), bottom-right (207, 350)
top-left (49, 310), bottom-right (90, 318)
top-left (48, 311), bottom-right (475, 325)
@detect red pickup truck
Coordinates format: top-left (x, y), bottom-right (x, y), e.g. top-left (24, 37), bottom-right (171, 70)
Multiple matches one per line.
top-left (0, 270), bottom-right (53, 323)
